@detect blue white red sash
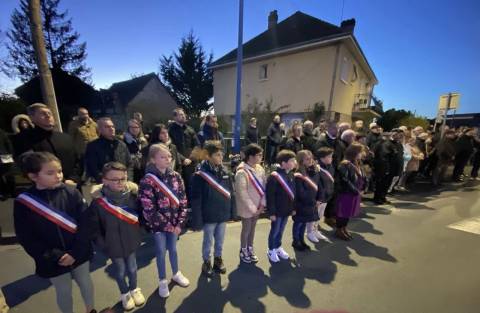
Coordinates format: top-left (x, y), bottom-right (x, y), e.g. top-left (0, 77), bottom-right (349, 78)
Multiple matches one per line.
top-left (237, 166), bottom-right (265, 198)
top-left (271, 171), bottom-right (294, 201)
top-left (196, 171), bottom-right (231, 199)
top-left (97, 197), bottom-right (139, 225)
top-left (294, 172), bottom-right (318, 192)
top-left (320, 167), bottom-right (334, 182)
top-left (145, 173), bottom-right (180, 207)
top-left (17, 193), bottom-right (78, 233)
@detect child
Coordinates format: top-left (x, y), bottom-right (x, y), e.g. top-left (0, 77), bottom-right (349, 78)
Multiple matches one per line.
top-left (307, 147), bottom-right (335, 243)
top-left (89, 162), bottom-right (145, 310)
top-left (335, 143), bottom-right (365, 240)
top-left (266, 149), bottom-right (297, 263)
top-left (292, 150), bottom-right (320, 251)
top-left (139, 144), bottom-right (189, 298)
top-left (14, 152), bottom-right (95, 313)
top-left (235, 144), bottom-right (266, 263)
top-left (191, 141), bottom-right (235, 276)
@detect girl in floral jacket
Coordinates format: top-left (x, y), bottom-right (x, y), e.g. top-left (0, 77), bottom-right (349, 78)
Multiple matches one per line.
top-left (138, 144), bottom-right (189, 298)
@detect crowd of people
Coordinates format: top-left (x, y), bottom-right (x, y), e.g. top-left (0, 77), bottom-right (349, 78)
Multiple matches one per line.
top-left (2, 102), bottom-right (479, 313)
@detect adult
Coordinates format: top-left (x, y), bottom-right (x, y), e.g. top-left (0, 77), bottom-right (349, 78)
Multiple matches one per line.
top-left (265, 115), bottom-right (282, 165)
top-left (85, 117), bottom-right (131, 183)
top-left (14, 103), bottom-right (79, 185)
top-left (284, 123), bottom-right (304, 154)
top-left (334, 129), bottom-right (356, 168)
top-left (452, 128), bottom-right (476, 181)
top-left (244, 117), bottom-right (260, 146)
top-left (373, 129), bottom-right (404, 204)
top-left (432, 129), bottom-right (456, 186)
top-left (398, 137), bottom-right (424, 190)
top-left (469, 134), bottom-right (480, 180)
top-left (11, 114), bottom-right (33, 135)
top-left (317, 121), bottom-right (338, 151)
top-left (312, 119), bottom-right (327, 141)
top-left (301, 120), bottom-right (317, 153)
top-left (198, 114), bottom-right (224, 147)
top-left (123, 119), bottom-right (148, 182)
top-left (67, 107), bottom-right (98, 160)
top-left (0, 129), bottom-right (15, 200)
top-left (353, 120), bottom-right (367, 136)
top-left (366, 123), bottom-right (382, 151)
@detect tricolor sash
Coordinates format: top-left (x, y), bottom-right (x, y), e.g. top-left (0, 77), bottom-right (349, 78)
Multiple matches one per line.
top-left (17, 193), bottom-right (78, 233)
top-left (196, 171), bottom-right (231, 199)
top-left (294, 172), bottom-right (318, 192)
top-left (97, 197), bottom-right (139, 225)
top-left (271, 171), bottom-right (295, 201)
top-left (145, 173), bottom-right (181, 207)
top-left (237, 166), bottom-right (265, 198)
top-left (320, 167), bottom-right (334, 182)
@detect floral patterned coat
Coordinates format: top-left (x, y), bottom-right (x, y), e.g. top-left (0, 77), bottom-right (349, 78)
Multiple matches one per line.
top-left (138, 165), bottom-right (188, 233)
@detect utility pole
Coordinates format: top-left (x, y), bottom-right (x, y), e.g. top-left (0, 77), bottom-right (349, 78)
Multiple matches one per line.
top-left (233, 0), bottom-right (244, 153)
top-left (28, 0), bottom-right (62, 132)
top-left (440, 92), bottom-right (451, 138)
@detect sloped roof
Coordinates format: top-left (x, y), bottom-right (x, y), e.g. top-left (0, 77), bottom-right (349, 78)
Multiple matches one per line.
top-left (108, 72), bottom-right (159, 105)
top-left (211, 11), bottom-right (350, 67)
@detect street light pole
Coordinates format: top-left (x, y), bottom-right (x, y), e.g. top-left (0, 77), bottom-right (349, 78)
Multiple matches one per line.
top-left (233, 0), bottom-right (244, 153)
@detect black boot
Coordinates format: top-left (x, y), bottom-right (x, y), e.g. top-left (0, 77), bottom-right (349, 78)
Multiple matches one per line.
top-left (202, 259), bottom-right (213, 276)
top-left (213, 256), bottom-right (226, 274)
top-left (291, 240), bottom-right (305, 251)
top-left (300, 239), bottom-right (311, 250)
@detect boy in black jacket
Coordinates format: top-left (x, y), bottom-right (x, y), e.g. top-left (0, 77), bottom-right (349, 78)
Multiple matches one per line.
top-left (266, 149), bottom-right (297, 263)
top-left (191, 141), bottom-right (236, 276)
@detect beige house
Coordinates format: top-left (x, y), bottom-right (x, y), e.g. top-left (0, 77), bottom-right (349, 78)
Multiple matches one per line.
top-left (211, 10), bottom-right (379, 124)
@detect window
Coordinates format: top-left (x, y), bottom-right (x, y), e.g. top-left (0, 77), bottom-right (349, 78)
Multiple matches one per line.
top-left (259, 64), bottom-right (268, 80)
top-left (340, 57), bottom-right (350, 84)
top-left (351, 64), bottom-right (358, 83)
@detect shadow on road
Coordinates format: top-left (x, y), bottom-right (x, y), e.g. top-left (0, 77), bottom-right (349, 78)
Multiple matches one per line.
top-left (1, 274), bottom-right (50, 307)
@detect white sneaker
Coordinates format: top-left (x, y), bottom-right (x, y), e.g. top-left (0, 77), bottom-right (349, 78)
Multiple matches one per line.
top-left (276, 247), bottom-right (290, 260)
top-left (158, 279), bottom-right (170, 298)
top-left (267, 249), bottom-right (280, 263)
top-left (315, 231), bottom-right (331, 242)
top-left (130, 288), bottom-right (145, 306)
top-left (307, 231), bottom-right (319, 243)
top-left (121, 292), bottom-right (135, 311)
top-left (172, 271), bottom-right (190, 287)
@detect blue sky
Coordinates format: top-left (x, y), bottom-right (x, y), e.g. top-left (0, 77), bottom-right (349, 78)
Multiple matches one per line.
top-left (1, 0), bottom-right (479, 117)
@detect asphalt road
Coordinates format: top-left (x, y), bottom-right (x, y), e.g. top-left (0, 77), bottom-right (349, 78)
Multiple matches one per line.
top-left (1, 179), bottom-right (480, 313)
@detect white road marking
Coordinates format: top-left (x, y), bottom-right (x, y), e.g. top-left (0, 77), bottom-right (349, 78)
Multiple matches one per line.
top-left (448, 216), bottom-right (480, 235)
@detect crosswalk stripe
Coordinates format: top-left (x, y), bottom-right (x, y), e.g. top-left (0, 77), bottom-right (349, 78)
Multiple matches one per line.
top-left (448, 216), bottom-right (480, 235)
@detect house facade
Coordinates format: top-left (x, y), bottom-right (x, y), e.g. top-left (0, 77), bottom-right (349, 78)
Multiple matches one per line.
top-left (211, 10), bottom-right (379, 125)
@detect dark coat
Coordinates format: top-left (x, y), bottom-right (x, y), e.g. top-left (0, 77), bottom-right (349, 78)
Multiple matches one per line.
top-left (89, 185), bottom-right (142, 259)
top-left (318, 162), bottom-right (335, 202)
top-left (14, 127), bottom-right (80, 182)
top-left (455, 135), bottom-right (475, 160)
top-left (301, 131), bottom-right (317, 153)
top-left (436, 137), bottom-right (457, 162)
top-left (336, 161), bottom-right (361, 195)
top-left (334, 139), bottom-right (349, 169)
top-left (190, 161), bottom-right (236, 230)
top-left (266, 123), bottom-right (282, 147)
top-left (85, 137), bottom-right (132, 183)
top-left (168, 122), bottom-right (200, 158)
top-left (317, 132), bottom-right (336, 150)
top-left (198, 124), bottom-right (224, 147)
top-left (284, 137), bottom-right (303, 154)
top-left (374, 139), bottom-right (404, 176)
top-left (366, 132), bottom-right (382, 151)
top-left (293, 168), bottom-right (320, 223)
top-left (266, 168), bottom-right (295, 218)
top-left (245, 125), bottom-right (260, 145)
top-left (14, 184), bottom-right (92, 278)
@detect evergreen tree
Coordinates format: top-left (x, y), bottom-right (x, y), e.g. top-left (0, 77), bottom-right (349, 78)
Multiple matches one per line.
top-left (2, 0), bottom-right (90, 82)
top-left (159, 32), bottom-right (213, 118)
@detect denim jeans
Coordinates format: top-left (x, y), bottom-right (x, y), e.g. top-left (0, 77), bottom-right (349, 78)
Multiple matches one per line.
top-left (292, 221), bottom-right (306, 241)
top-left (268, 217), bottom-right (288, 250)
top-left (111, 253), bottom-right (138, 294)
top-left (154, 232), bottom-right (178, 280)
top-left (202, 222), bottom-right (226, 261)
top-left (49, 261), bottom-right (94, 313)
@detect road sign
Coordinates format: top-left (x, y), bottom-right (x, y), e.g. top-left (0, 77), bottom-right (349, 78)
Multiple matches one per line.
top-left (438, 93), bottom-right (460, 110)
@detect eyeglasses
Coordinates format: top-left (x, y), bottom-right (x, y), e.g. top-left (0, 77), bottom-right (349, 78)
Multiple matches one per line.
top-left (104, 177), bottom-right (127, 183)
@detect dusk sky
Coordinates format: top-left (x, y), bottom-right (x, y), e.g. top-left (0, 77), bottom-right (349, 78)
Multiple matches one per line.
top-left (0, 0), bottom-right (478, 117)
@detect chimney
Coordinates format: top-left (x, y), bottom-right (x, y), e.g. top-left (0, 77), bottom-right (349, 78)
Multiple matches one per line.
top-left (268, 10), bottom-right (278, 30)
top-left (340, 18), bottom-right (356, 33)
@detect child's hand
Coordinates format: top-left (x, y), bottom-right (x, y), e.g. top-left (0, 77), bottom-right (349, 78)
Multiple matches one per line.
top-left (183, 158), bottom-right (192, 166)
top-left (64, 180), bottom-right (76, 187)
top-left (270, 215), bottom-right (276, 222)
top-left (292, 210), bottom-right (296, 216)
top-left (174, 226), bottom-right (182, 235)
top-left (58, 253), bottom-right (75, 266)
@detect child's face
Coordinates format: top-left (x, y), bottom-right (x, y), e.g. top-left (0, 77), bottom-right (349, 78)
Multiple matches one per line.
top-left (29, 161), bottom-right (63, 189)
top-left (320, 154), bottom-right (333, 165)
top-left (102, 170), bottom-right (127, 192)
top-left (303, 154), bottom-right (314, 168)
top-left (209, 151), bottom-right (224, 166)
top-left (158, 128), bottom-right (169, 143)
top-left (152, 149), bottom-right (172, 170)
top-left (282, 158), bottom-right (297, 171)
top-left (248, 152), bottom-right (263, 165)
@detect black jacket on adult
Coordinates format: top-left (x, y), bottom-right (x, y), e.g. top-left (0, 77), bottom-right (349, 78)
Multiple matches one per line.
top-left (318, 162), bottom-right (335, 202)
top-left (374, 139), bottom-right (404, 176)
top-left (85, 137), bottom-right (132, 183)
top-left (245, 125), bottom-right (260, 145)
top-left (366, 132), bottom-right (382, 151)
top-left (334, 139), bottom-right (349, 169)
top-left (415, 138), bottom-right (427, 154)
top-left (89, 185), bottom-right (141, 259)
top-left (455, 135), bottom-right (475, 160)
top-left (198, 124), bottom-right (224, 147)
top-left (336, 161), bottom-right (361, 195)
top-left (14, 127), bottom-right (79, 182)
top-left (436, 137), bottom-right (456, 161)
top-left (168, 122), bottom-right (199, 158)
top-left (284, 137), bottom-right (303, 154)
top-left (266, 168), bottom-right (295, 218)
top-left (293, 167), bottom-right (321, 223)
top-left (317, 132), bottom-right (336, 150)
top-left (190, 161), bottom-right (236, 230)
top-left (13, 184), bottom-right (92, 278)
top-left (301, 130), bottom-right (317, 153)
